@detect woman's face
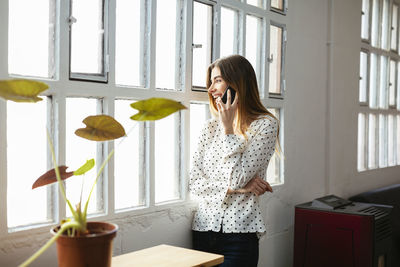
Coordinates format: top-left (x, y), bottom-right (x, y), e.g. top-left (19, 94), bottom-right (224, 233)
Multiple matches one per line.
top-left (208, 67), bottom-right (228, 100)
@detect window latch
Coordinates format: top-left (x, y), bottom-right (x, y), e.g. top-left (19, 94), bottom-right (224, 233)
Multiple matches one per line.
top-left (267, 54), bottom-right (274, 63)
top-left (192, 44), bottom-right (203, 49)
top-left (68, 16), bottom-right (77, 26)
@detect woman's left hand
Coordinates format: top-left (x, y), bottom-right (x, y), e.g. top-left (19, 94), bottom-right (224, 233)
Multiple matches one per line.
top-left (216, 89), bottom-right (238, 135)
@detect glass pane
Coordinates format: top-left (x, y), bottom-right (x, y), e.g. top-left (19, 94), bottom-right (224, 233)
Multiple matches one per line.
top-left (220, 7), bottom-right (237, 58)
top-left (114, 100), bottom-right (143, 210)
top-left (398, 62), bottom-right (400, 109)
top-left (192, 2), bottom-right (213, 88)
top-left (7, 101), bottom-right (49, 227)
top-left (266, 109), bottom-right (280, 184)
top-left (247, 0), bottom-right (263, 8)
top-left (66, 98), bottom-right (99, 216)
top-left (371, 0), bottom-right (379, 47)
top-left (388, 115), bottom-right (395, 166)
top-left (8, 0), bottom-right (55, 78)
top-left (155, 113), bottom-right (180, 203)
top-left (381, 0), bottom-right (390, 50)
top-left (156, 0), bottom-right (177, 90)
top-left (269, 25), bottom-right (283, 95)
top-left (368, 113), bottom-right (377, 169)
top-left (115, 0), bottom-right (142, 87)
top-left (379, 114), bottom-right (387, 167)
top-left (359, 51), bottom-right (368, 103)
top-left (389, 60), bottom-right (396, 107)
top-left (70, 0), bottom-right (104, 74)
top-left (246, 15), bottom-right (262, 84)
top-left (190, 103), bottom-right (210, 169)
top-left (391, 4), bottom-right (398, 51)
top-left (358, 113), bottom-right (367, 171)
top-left (379, 56), bottom-right (388, 109)
top-left (369, 53), bottom-right (378, 108)
top-left (271, 0), bottom-right (284, 11)
top-left (361, 0), bottom-right (370, 40)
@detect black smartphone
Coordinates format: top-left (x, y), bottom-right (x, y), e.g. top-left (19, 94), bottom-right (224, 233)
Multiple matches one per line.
top-left (221, 86), bottom-right (236, 104)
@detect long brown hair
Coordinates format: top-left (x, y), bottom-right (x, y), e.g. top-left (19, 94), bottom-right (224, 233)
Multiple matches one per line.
top-left (206, 55), bottom-right (279, 139)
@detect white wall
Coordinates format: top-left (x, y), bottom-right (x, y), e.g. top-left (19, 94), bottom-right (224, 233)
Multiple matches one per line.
top-left (1, 0), bottom-right (399, 267)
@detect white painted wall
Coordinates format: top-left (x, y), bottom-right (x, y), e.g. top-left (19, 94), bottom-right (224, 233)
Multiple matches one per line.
top-left (1, 0), bottom-right (399, 266)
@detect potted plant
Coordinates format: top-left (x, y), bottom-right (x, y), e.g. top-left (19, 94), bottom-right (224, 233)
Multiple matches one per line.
top-left (0, 79), bottom-right (187, 267)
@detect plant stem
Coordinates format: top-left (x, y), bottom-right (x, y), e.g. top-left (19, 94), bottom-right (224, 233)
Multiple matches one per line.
top-left (46, 129), bottom-right (78, 220)
top-left (18, 221), bottom-right (81, 267)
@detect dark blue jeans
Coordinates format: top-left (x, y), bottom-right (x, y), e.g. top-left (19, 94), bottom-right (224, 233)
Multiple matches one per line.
top-left (192, 230), bottom-right (259, 267)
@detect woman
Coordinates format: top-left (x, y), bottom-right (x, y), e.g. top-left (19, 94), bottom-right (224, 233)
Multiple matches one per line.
top-left (189, 55), bottom-right (279, 267)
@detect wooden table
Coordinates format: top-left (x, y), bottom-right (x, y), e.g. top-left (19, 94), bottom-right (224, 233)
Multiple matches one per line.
top-left (112, 244), bottom-right (224, 267)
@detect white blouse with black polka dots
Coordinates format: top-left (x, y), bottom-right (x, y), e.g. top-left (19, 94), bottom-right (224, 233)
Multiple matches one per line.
top-left (189, 116), bottom-right (278, 235)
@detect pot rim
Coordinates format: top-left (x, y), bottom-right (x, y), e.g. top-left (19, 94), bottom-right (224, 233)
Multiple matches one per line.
top-left (50, 221), bottom-right (118, 239)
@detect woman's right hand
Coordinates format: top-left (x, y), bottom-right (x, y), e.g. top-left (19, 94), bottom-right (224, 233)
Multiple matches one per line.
top-left (216, 89), bottom-right (238, 135)
top-left (233, 176), bottom-right (273, 196)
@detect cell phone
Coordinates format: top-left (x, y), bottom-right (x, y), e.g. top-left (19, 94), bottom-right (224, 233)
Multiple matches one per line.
top-left (221, 86), bottom-right (236, 104)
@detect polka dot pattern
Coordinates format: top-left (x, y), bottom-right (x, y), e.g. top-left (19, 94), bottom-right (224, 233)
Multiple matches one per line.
top-left (189, 116), bottom-right (278, 235)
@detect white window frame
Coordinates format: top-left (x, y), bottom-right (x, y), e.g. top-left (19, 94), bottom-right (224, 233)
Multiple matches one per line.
top-left (1, 0), bottom-right (287, 235)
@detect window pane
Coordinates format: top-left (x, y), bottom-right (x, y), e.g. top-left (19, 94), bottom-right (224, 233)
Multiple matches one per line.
top-left (156, 0), bottom-right (177, 89)
top-left (388, 115), bottom-right (395, 166)
top-left (379, 114), bottom-right (387, 167)
top-left (368, 113), bottom-right (377, 168)
top-left (70, 0), bottom-right (105, 75)
top-left (391, 4), bottom-right (398, 51)
top-left (389, 59), bottom-right (396, 107)
top-left (379, 56), bottom-right (388, 109)
top-left (220, 7), bottom-right (237, 58)
top-left (66, 98), bottom-right (99, 216)
top-left (114, 100), bottom-right (144, 210)
top-left (7, 101), bottom-right (49, 227)
top-left (8, 0), bottom-right (55, 78)
top-left (269, 25), bottom-right (283, 95)
top-left (359, 51), bottom-right (368, 103)
top-left (369, 53), bottom-right (378, 108)
top-left (266, 109), bottom-right (281, 184)
top-left (358, 113), bottom-right (367, 171)
top-left (247, 0), bottom-right (263, 8)
top-left (246, 15), bottom-right (262, 84)
top-left (271, 0), bottom-right (284, 11)
top-left (381, 0), bottom-right (390, 50)
top-left (190, 103), bottom-right (210, 169)
top-left (371, 0), bottom-right (379, 47)
top-left (192, 2), bottom-right (213, 88)
top-left (115, 0), bottom-right (142, 87)
top-left (361, 0), bottom-right (370, 40)
top-left (155, 113), bottom-right (180, 203)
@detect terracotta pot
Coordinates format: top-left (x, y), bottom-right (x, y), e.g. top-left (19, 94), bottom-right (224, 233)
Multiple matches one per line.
top-left (51, 221), bottom-right (118, 267)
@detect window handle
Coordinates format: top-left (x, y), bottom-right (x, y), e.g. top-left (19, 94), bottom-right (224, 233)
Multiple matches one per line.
top-left (267, 54), bottom-right (274, 63)
top-left (192, 44), bottom-right (203, 49)
top-left (68, 16), bottom-right (77, 26)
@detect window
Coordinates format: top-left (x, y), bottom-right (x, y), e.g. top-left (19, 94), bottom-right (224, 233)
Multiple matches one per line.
top-left (246, 15), bottom-right (263, 85)
top-left (69, 0), bottom-right (108, 82)
top-left (220, 7), bottom-right (238, 59)
top-left (192, 1), bottom-right (213, 89)
top-left (4, 0), bottom-right (287, 232)
top-left (359, 50), bottom-right (369, 104)
top-left (361, 0), bottom-right (370, 41)
top-left (7, 100), bottom-right (51, 228)
top-left (359, 1), bottom-right (400, 171)
top-left (115, 0), bottom-right (143, 87)
top-left (270, 0), bottom-right (287, 14)
top-left (8, 0), bottom-right (56, 78)
top-left (269, 23), bottom-right (286, 97)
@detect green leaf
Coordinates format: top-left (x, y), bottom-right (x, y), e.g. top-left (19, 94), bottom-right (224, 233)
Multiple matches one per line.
top-left (75, 115), bottom-right (126, 141)
top-left (32, 166), bottom-right (74, 189)
top-left (130, 98), bottom-right (187, 121)
top-left (0, 79), bottom-right (49, 103)
top-left (73, 159), bottom-right (95, 176)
